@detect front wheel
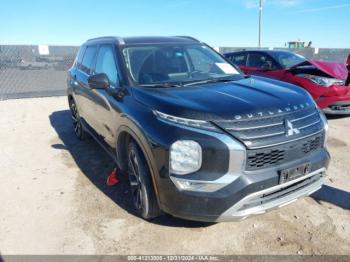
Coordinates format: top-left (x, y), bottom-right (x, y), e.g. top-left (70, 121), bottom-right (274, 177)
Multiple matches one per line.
top-left (127, 141), bottom-right (161, 219)
top-left (69, 98), bottom-right (88, 140)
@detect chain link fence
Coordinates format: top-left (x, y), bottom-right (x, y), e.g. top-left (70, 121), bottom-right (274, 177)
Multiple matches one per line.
top-left (0, 45), bottom-right (78, 100)
top-left (0, 44), bottom-right (349, 100)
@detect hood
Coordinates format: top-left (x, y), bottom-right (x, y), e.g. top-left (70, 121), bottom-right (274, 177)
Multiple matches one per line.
top-left (132, 77), bottom-right (314, 121)
top-left (293, 60), bottom-right (348, 80)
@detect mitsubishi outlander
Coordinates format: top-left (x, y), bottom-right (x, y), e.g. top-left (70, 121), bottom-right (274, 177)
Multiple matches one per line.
top-left (67, 36), bottom-right (330, 222)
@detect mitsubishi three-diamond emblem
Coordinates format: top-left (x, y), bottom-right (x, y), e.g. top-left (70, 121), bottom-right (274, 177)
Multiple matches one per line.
top-left (285, 120), bottom-right (300, 137)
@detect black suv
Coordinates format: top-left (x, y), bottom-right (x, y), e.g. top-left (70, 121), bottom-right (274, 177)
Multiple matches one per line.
top-left (67, 36), bottom-right (330, 222)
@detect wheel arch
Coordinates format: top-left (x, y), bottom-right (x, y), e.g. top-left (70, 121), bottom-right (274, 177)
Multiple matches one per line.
top-left (115, 119), bottom-right (161, 201)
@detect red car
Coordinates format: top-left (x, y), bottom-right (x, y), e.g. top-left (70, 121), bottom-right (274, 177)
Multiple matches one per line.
top-left (225, 50), bottom-right (350, 114)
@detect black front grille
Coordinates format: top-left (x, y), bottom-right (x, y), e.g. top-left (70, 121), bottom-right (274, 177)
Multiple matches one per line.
top-left (247, 149), bottom-right (285, 169)
top-left (246, 134), bottom-right (324, 170)
top-left (215, 106), bottom-right (323, 149)
top-left (302, 136), bottom-right (321, 154)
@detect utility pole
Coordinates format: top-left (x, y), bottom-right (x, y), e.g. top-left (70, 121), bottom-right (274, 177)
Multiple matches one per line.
top-left (258, 0), bottom-right (263, 48)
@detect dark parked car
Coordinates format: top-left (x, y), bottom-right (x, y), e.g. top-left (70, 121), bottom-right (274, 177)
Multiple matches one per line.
top-left (67, 36), bottom-right (329, 222)
top-left (225, 50), bottom-right (350, 114)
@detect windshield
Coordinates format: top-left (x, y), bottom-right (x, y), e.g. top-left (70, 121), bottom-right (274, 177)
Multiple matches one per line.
top-left (269, 51), bottom-right (307, 69)
top-left (122, 43), bottom-right (241, 86)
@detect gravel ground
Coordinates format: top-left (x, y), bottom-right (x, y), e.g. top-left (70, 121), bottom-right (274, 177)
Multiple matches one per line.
top-left (0, 96), bottom-right (349, 255)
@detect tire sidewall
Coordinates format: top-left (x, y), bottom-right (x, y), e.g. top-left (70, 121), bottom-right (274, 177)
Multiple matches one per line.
top-left (128, 142), bottom-right (155, 219)
top-left (69, 98), bottom-right (86, 140)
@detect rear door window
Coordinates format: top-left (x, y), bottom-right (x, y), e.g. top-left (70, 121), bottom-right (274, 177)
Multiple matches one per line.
top-left (80, 45), bottom-right (97, 75)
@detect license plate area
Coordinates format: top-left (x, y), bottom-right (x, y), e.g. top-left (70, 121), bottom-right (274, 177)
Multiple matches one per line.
top-left (279, 163), bottom-right (311, 184)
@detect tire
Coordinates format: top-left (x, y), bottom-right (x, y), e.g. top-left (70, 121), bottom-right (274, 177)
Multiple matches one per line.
top-left (127, 141), bottom-right (161, 219)
top-left (69, 98), bottom-right (88, 140)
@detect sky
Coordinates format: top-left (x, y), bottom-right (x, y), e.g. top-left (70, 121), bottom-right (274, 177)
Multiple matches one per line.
top-left (0, 0), bottom-right (349, 48)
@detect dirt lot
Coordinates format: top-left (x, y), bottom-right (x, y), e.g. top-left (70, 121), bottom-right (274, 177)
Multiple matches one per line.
top-left (0, 96), bottom-right (349, 255)
top-left (0, 69), bottom-right (66, 99)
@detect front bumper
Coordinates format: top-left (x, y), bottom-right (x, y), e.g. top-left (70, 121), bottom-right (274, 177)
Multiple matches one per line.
top-left (159, 146), bottom-right (329, 222)
top-left (316, 86), bottom-right (350, 114)
top-left (217, 168), bottom-right (325, 221)
top-left (323, 100), bottom-right (350, 115)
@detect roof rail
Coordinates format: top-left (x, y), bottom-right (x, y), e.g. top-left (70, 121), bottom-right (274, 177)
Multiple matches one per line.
top-left (174, 36), bottom-right (200, 42)
top-left (87, 36), bottom-right (125, 45)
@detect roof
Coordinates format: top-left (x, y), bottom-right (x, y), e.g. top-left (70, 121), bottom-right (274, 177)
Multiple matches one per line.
top-left (225, 49), bottom-right (295, 55)
top-left (86, 36), bottom-right (200, 45)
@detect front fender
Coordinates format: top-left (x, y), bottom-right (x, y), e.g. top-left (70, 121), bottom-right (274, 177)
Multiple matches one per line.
top-left (115, 116), bottom-right (162, 201)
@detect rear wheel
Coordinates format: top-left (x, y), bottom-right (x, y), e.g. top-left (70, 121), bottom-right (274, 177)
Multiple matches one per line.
top-left (69, 98), bottom-right (88, 140)
top-left (127, 141), bottom-right (161, 219)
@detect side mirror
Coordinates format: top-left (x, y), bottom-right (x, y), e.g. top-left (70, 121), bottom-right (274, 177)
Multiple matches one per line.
top-left (88, 73), bottom-right (109, 89)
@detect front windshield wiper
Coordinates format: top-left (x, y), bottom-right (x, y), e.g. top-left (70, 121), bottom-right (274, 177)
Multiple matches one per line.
top-left (183, 76), bottom-right (242, 87)
top-left (138, 82), bottom-right (183, 88)
top-left (137, 76), bottom-right (248, 88)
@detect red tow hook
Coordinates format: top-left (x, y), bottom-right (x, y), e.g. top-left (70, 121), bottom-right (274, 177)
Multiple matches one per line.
top-left (106, 168), bottom-right (120, 186)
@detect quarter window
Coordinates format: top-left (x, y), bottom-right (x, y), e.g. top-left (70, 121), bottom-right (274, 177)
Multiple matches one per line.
top-left (95, 45), bottom-right (119, 85)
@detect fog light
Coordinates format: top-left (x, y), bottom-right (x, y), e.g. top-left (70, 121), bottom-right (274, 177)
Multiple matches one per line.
top-left (170, 140), bottom-right (202, 175)
top-left (170, 177), bottom-right (229, 192)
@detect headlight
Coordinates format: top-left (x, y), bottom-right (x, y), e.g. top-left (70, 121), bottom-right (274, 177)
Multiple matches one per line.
top-left (297, 74), bottom-right (344, 87)
top-left (154, 110), bottom-right (216, 130)
top-left (319, 109), bottom-right (328, 147)
top-left (170, 140), bottom-right (202, 175)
